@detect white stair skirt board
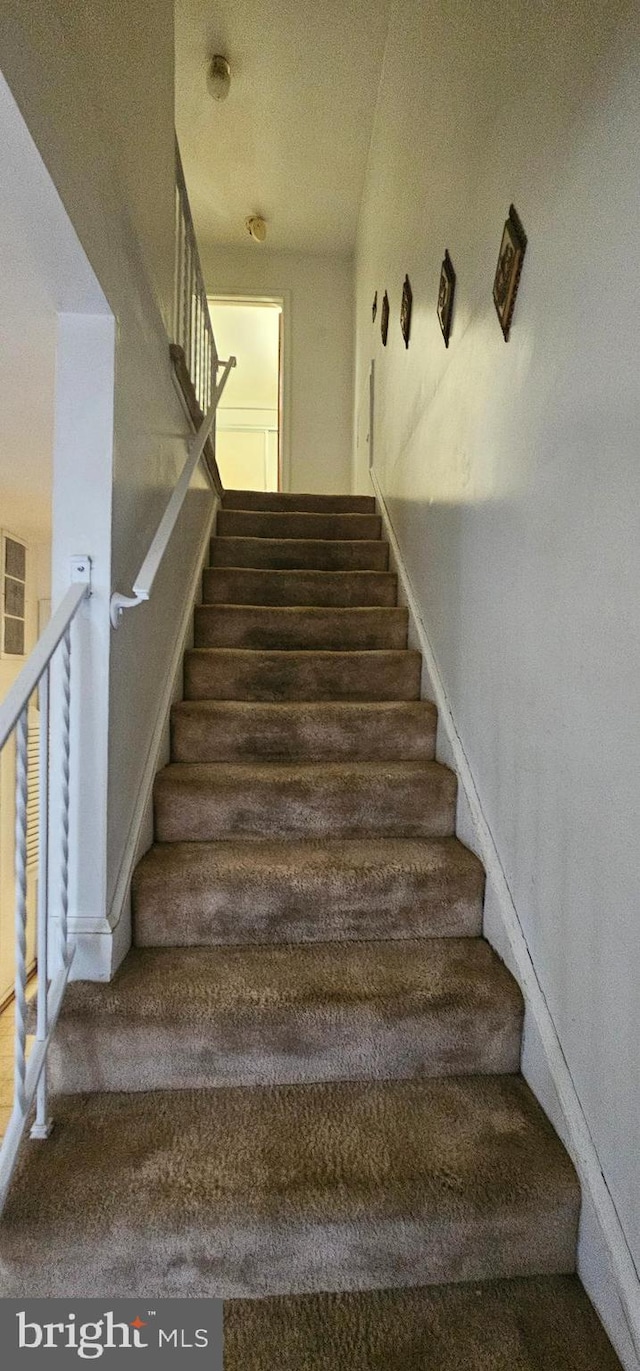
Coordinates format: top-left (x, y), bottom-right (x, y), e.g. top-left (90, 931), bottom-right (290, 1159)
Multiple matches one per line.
top-left (69, 497), bottom-right (219, 982)
top-left (370, 468), bottom-right (640, 1371)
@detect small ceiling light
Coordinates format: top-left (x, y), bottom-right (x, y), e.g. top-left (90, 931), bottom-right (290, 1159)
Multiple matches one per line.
top-left (245, 215), bottom-right (267, 243)
top-left (207, 54), bottom-right (231, 102)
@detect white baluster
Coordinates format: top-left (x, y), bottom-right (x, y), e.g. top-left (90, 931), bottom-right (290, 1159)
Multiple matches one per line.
top-left (13, 707), bottom-right (29, 1119)
top-left (31, 667), bottom-right (52, 1139)
top-left (58, 629), bottom-right (72, 969)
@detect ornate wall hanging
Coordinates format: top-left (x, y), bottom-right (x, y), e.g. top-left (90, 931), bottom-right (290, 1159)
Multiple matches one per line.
top-left (372, 291), bottom-right (378, 323)
top-left (493, 204), bottom-right (527, 341)
top-left (380, 291), bottom-right (390, 346)
top-left (400, 276), bottom-right (413, 348)
top-left (437, 250), bottom-right (456, 347)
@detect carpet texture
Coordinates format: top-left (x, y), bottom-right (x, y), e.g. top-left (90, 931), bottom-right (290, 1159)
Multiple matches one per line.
top-left (1, 485), bottom-right (619, 1363)
top-left (224, 1277), bottom-right (623, 1370)
top-left (194, 603), bottom-right (409, 650)
top-left (0, 1077), bottom-right (579, 1297)
top-left (202, 566), bottom-right (399, 606)
top-left (170, 699), bottom-right (437, 762)
top-left (49, 938), bottom-right (523, 1092)
top-left (133, 835), bottom-right (485, 945)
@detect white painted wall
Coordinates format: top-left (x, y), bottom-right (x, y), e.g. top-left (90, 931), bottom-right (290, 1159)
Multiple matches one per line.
top-left (202, 247), bottom-right (354, 493)
top-left (0, 3), bottom-right (213, 975)
top-left (354, 0), bottom-right (640, 1361)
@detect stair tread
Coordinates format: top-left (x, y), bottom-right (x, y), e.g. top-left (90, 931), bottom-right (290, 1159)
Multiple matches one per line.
top-left (202, 567), bottom-right (398, 607)
top-left (194, 604), bottom-right (408, 651)
top-left (57, 938), bottom-right (522, 1024)
top-left (133, 835), bottom-right (484, 946)
top-left (184, 647), bottom-right (422, 702)
top-left (50, 939), bottom-right (522, 1091)
top-left (217, 510), bottom-right (382, 540)
top-left (225, 1277), bottom-right (623, 1371)
top-left (171, 699), bottom-right (436, 761)
top-left (0, 1076), bottom-right (579, 1297)
top-left (222, 490), bottom-right (376, 514)
top-left (209, 537), bottom-right (389, 571)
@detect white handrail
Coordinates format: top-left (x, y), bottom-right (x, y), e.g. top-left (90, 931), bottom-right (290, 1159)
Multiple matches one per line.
top-left (0, 560), bottom-right (91, 1216)
top-left (109, 354), bottom-right (236, 629)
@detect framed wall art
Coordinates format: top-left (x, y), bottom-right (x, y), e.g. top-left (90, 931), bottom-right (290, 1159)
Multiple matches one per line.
top-left (400, 275), bottom-right (412, 349)
top-left (380, 290), bottom-right (390, 346)
top-left (372, 291), bottom-right (378, 323)
top-left (493, 204), bottom-right (527, 341)
top-left (437, 250), bottom-right (456, 347)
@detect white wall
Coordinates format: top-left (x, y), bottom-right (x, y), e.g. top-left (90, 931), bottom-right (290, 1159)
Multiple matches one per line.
top-left (354, 0), bottom-right (640, 1361)
top-left (202, 246), bottom-right (354, 493)
top-left (0, 3), bottom-right (213, 975)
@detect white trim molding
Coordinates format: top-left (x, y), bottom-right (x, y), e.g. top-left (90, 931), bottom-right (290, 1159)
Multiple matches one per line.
top-left (370, 467), bottom-right (640, 1371)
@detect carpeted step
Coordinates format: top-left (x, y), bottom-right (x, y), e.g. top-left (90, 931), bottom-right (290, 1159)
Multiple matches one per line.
top-left (153, 760), bottom-right (457, 842)
top-left (48, 939), bottom-right (522, 1093)
top-left (222, 490), bottom-right (377, 514)
top-left (194, 605), bottom-right (409, 651)
top-left (185, 648), bottom-right (421, 701)
top-left (217, 509), bottom-right (382, 541)
top-left (133, 836), bottom-right (484, 946)
top-left (202, 567), bottom-right (398, 607)
top-left (171, 700), bottom-right (437, 762)
top-left (210, 536), bottom-right (389, 571)
top-left (224, 1276), bottom-right (623, 1371)
top-left (0, 1076), bottom-right (580, 1297)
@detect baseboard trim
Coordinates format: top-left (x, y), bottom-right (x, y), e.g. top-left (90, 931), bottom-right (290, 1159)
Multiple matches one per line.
top-left (371, 468), bottom-right (640, 1370)
top-left (103, 496), bottom-right (219, 964)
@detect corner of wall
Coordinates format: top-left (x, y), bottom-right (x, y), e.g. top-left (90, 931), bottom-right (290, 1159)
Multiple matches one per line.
top-left (371, 468), bottom-right (640, 1371)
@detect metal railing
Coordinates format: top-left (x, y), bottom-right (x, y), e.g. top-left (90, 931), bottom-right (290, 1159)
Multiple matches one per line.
top-left (0, 561), bottom-right (91, 1213)
top-left (173, 138), bottom-right (217, 420)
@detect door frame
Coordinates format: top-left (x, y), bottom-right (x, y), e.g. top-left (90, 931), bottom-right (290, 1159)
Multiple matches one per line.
top-left (207, 291), bottom-right (292, 492)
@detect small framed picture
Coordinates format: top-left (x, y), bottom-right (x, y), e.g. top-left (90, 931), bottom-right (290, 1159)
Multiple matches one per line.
top-left (372, 291), bottom-right (378, 323)
top-left (437, 250), bottom-right (456, 347)
top-left (493, 204), bottom-right (527, 340)
top-left (400, 275), bottom-right (412, 349)
top-left (381, 291), bottom-right (390, 346)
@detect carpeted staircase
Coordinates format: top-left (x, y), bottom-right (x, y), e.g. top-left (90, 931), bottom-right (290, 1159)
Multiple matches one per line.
top-left (0, 489), bottom-right (621, 1368)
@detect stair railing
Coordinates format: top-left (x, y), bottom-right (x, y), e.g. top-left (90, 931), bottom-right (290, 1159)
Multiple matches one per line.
top-left (109, 353), bottom-right (235, 628)
top-left (173, 137), bottom-right (217, 422)
top-left (0, 558), bottom-right (91, 1214)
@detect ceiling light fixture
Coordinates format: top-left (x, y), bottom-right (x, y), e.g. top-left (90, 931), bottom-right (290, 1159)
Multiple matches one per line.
top-left (207, 54), bottom-right (231, 102)
top-left (245, 215), bottom-right (267, 243)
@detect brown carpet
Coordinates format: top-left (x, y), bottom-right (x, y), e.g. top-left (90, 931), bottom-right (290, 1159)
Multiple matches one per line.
top-left (224, 1276), bottom-right (623, 1370)
top-left (0, 487), bottom-right (620, 1364)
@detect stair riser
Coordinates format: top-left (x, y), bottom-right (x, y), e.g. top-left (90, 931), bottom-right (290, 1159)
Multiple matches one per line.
top-left (134, 848), bottom-right (484, 946)
top-left (222, 491), bottom-right (376, 514)
top-left (49, 1003), bottom-right (522, 1093)
top-left (202, 568), bottom-right (398, 607)
top-left (154, 770), bottom-right (457, 843)
top-left (217, 510), bottom-right (382, 541)
top-left (171, 702), bottom-right (437, 762)
top-left (194, 606), bottom-right (408, 652)
top-left (210, 538), bottom-right (389, 571)
top-left (185, 650), bottom-right (421, 702)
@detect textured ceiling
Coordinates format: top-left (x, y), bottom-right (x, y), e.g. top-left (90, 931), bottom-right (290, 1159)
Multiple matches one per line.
top-left (175, 0), bottom-right (392, 256)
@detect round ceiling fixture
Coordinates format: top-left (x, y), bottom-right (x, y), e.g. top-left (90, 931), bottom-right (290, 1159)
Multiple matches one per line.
top-left (245, 215), bottom-right (267, 243)
top-left (207, 54), bottom-right (231, 101)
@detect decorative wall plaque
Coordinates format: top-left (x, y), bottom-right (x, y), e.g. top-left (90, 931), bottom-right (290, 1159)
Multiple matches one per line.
top-left (380, 290), bottom-right (390, 346)
top-left (437, 250), bottom-right (456, 347)
top-left (493, 204), bottom-right (527, 340)
top-left (400, 275), bottom-right (413, 348)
